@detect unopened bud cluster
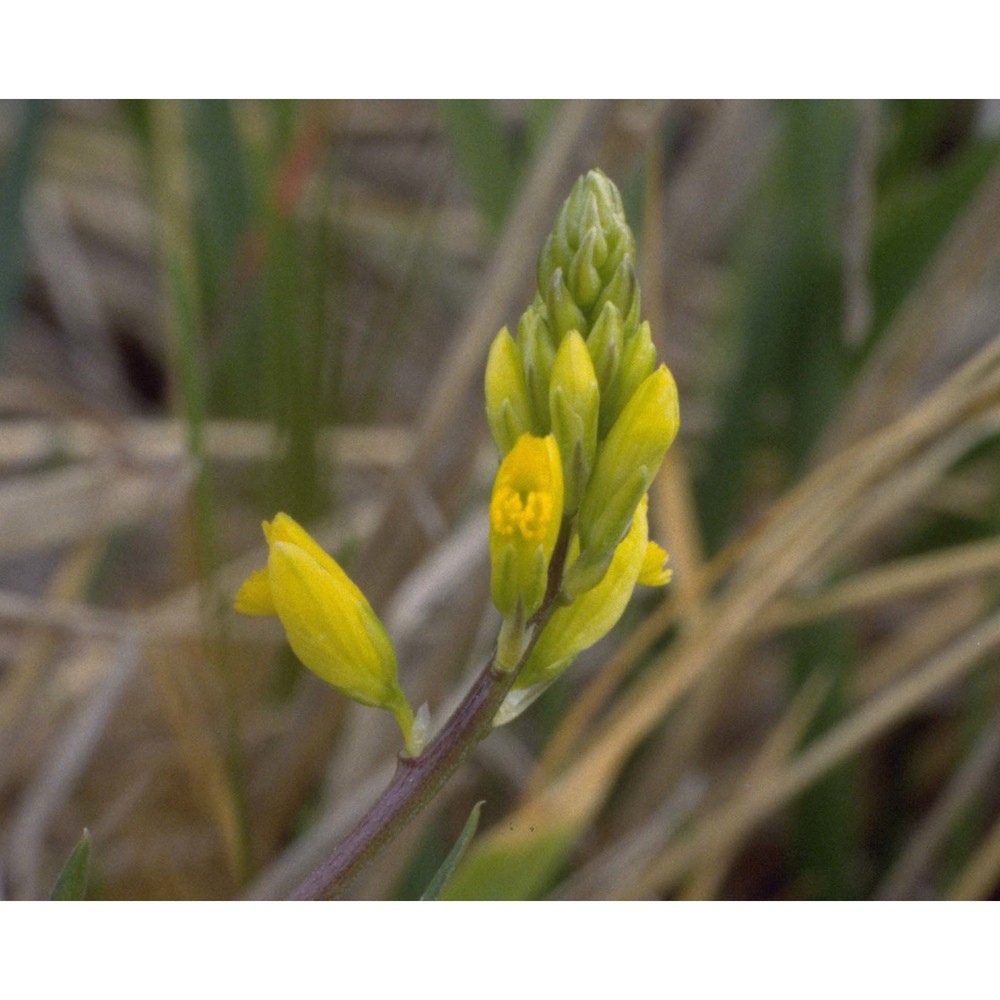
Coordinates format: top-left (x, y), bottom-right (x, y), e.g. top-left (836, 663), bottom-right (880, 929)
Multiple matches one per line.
top-left (485, 170), bottom-right (680, 722)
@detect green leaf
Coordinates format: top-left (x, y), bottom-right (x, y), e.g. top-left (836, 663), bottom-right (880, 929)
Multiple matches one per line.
top-left (419, 800), bottom-right (485, 901)
top-left (50, 829), bottom-right (92, 901)
top-left (0, 100), bottom-right (49, 357)
top-left (440, 819), bottom-right (578, 901)
top-left (440, 101), bottom-right (520, 235)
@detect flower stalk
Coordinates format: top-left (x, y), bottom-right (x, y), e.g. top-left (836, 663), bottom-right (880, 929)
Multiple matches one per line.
top-left (290, 520), bottom-right (573, 900)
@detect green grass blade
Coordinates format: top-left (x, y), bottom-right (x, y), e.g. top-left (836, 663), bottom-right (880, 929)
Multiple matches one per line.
top-left (50, 829), bottom-right (92, 901)
top-left (420, 800), bottom-right (485, 901)
top-left (0, 100), bottom-right (49, 355)
top-left (440, 100), bottom-right (521, 235)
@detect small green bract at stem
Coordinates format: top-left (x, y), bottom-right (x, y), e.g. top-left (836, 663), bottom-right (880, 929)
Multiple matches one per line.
top-left (234, 513), bottom-right (419, 755)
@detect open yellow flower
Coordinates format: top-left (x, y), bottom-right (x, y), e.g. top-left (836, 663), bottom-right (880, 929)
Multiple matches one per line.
top-left (495, 495), bottom-right (653, 725)
top-left (488, 433), bottom-right (564, 620)
top-left (234, 513), bottom-right (417, 754)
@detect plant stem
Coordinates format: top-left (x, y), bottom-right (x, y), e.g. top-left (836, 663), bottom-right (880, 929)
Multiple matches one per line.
top-left (290, 520), bottom-right (572, 900)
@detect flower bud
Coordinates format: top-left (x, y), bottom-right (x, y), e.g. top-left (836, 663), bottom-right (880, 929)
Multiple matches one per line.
top-left (517, 304), bottom-right (556, 433)
top-left (495, 496), bottom-right (650, 726)
top-left (593, 253), bottom-right (640, 340)
top-left (566, 227), bottom-right (604, 312)
top-left (570, 365), bottom-right (679, 595)
top-left (484, 326), bottom-right (535, 455)
top-left (489, 434), bottom-right (564, 621)
top-left (548, 331), bottom-right (599, 513)
top-left (234, 513), bottom-right (418, 753)
top-left (586, 300), bottom-right (625, 393)
top-left (544, 267), bottom-right (588, 343)
top-left (599, 320), bottom-right (657, 437)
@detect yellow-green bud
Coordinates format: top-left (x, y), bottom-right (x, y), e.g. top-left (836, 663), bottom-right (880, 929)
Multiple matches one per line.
top-left (586, 300), bottom-right (625, 393)
top-left (488, 434), bottom-right (564, 621)
top-left (485, 327), bottom-right (535, 455)
top-left (548, 330), bottom-right (599, 513)
top-left (600, 319), bottom-right (657, 437)
top-left (545, 267), bottom-right (587, 343)
top-left (518, 304), bottom-right (556, 434)
top-left (568, 364), bottom-right (679, 596)
top-left (566, 227), bottom-right (604, 312)
top-left (233, 513), bottom-right (417, 753)
top-left (593, 252), bottom-right (640, 339)
top-left (495, 496), bottom-right (651, 726)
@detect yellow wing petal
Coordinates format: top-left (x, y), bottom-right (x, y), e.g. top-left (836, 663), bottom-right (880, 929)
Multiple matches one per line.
top-left (233, 568), bottom-right (276, 615)
top-left (638, 541), bottom-right (672, 587)
top-left (268, 540), bottom-right (392, 708)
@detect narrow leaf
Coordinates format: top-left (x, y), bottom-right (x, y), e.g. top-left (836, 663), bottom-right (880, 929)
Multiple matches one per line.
top-left (50, 829), bottom-right (91, 901)
top-left (419, 801), bottom-right (484, 901)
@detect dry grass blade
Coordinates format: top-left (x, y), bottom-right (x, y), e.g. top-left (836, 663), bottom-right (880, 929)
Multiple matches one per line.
top-left (948, 808), bottom-right (1000, 901)
top-left (878, 714), bottom-right (1000, 899)
top-left (0, 462), bottom-right (192, 558)
top-left (851, 584), bottom-right (987, 702)
top-left (678, 672), bottom-right (832, 900)
top-left (765, 536), bottom-right (1000, 630)
top-left (627, 606), bottom-right (1000, 898)
top-left (0, 418), bottom-right (414, 469)
top-left (6, 634), bottom-right (140, 899)
top-left (825, 158), bottom-right (1000, 452)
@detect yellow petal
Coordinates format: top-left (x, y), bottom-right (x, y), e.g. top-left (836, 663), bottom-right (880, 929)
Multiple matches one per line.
top-left (489, 433), bottom-right (564, 617)
top-left (233, 567), bottom-right (276, 615)
top-left (267, 540), bottom-right (398, 709)
top-left (263, 513), bottom-right (364, 599)
top-left (638, 541), bottom-right (672, 587)
top-left (516, 494), bottom-right (649, 692)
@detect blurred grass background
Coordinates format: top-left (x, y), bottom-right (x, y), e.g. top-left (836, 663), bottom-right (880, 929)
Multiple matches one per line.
top-left (1, 99), bottom-right (1000, 900)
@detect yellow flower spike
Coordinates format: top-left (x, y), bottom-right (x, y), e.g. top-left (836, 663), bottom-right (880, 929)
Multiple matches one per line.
top-left (234, 513), bottom-right (418, 755)
top-left (638, 541), bottom-right (672, 586)
top-left (494, 496), bottom-right (651, 726)
top-left (488, 434), bottom-right (564, 623)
